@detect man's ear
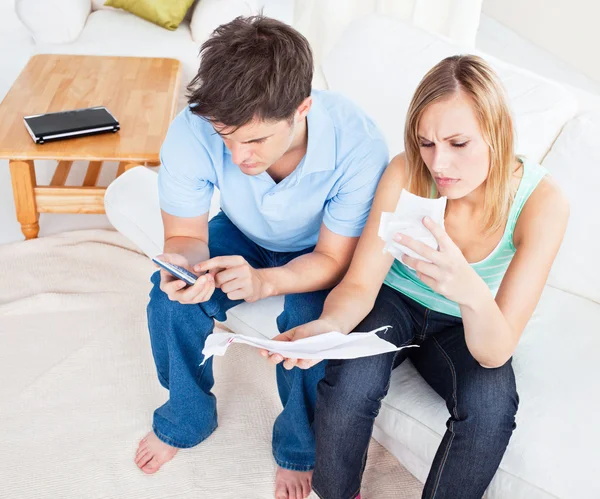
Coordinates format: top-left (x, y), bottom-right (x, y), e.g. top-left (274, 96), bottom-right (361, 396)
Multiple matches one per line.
top-left (295, 96), bottom-right (313, 122)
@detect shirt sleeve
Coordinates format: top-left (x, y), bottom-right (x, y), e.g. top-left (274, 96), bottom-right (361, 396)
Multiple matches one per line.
top-left (323, 138), bottom-right (389, 237)
top-left (157, 111), bottom-right (216, 218)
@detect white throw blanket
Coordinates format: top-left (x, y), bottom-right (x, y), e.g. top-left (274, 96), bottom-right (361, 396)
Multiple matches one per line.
top-left (0, 229), bottom-right (422, 498)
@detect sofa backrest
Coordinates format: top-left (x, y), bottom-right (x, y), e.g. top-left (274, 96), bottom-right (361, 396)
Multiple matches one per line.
top-left (541, 112), bottom-right (600, 304)
top-left (321, 15), bottom-right (578, 163)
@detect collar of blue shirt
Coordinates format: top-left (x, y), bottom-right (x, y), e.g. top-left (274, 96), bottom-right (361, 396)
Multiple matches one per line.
top-left (299, 94), bottom-right (337, 177)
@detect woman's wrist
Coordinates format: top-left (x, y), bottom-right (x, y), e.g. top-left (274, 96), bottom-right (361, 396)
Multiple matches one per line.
top-left (461, 270), bottom-right (494, 311)
top-left (319, 314), bottom-right (349, 335)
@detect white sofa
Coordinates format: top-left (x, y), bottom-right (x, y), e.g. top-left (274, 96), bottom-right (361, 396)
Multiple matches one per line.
top-left (14, 0), bottom-right (294, 110)
top-left (14, 4), bottom-right (600, 497)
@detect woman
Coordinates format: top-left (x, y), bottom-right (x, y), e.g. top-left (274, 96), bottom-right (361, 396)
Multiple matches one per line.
top-left (266, 55), bottom-right (569, 498)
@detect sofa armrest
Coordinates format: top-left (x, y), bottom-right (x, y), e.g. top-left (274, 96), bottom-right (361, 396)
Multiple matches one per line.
top-left (15, 0), bottom-right (92, 44)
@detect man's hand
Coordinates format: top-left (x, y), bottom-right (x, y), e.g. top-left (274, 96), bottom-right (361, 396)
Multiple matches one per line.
top-left (259, 318), bottom-right (341, 370)
top-left (194, 256), bottom-right (271, 303)
top-left (155, 253), bottom-right (215, 304)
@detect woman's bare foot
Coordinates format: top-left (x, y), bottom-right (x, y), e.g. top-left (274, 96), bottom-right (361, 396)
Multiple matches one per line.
top-left (274, 467), bottom-right (313, 499)
top-left (134, 431), bottom-right (179, 474)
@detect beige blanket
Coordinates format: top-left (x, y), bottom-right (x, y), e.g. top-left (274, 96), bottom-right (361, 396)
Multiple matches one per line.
top-left (0, 229), bottom-right (421, 498)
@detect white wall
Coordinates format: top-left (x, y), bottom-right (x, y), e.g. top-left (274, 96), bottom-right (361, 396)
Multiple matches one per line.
top-left (483, 0), bottom-right (600, 84)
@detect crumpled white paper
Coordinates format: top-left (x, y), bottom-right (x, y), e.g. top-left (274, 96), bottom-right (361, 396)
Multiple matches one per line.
top-left (200, 326), bottom-right (418, 365)
top-left (379, 189), bottom-right (447, 263)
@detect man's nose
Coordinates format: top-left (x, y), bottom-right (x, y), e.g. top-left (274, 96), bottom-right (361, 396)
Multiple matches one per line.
top-left (229, 142), bottom-right (251, 165)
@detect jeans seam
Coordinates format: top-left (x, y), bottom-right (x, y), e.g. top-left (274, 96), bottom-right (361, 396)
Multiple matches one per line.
top-left (417, 308), bottom-right (430, 340)
top-left (432, 336), bottom-right (459, 419)
top-left (311, 485), bottom-right (325, 499)
top-left (355, 346), bottom-right (407, 492)
top-left (311, 485), bottom-right (360, 499)
top-left (427, 336), bottom-right (460, 499)
top-left (195, 348), bottom-right (214, 383)
top-left (156, 369), bottom-right (169, 388)
top-left (276, 363), bottom-right (294, 392)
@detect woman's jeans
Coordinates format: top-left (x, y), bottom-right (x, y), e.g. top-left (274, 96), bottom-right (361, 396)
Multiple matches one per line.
top-left (312, 284), bottom-right (519, 499)
top-left (147, 212), bottom-right (329, 471)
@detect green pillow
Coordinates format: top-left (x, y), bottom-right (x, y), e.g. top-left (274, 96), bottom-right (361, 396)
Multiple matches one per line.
top-left (104, 0), bottom-right (195, 31)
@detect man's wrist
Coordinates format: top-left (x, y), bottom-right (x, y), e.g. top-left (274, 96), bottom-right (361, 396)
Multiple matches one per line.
top-left (256, 268), bottom-right (277, 299)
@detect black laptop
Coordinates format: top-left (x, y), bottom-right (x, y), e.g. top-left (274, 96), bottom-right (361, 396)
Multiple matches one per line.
top-left (23, 106), bottom-right (120, 144)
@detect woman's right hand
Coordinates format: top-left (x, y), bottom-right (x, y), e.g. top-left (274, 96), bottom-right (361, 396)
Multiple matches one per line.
top-left (156, 253), bottom-right (215, 304)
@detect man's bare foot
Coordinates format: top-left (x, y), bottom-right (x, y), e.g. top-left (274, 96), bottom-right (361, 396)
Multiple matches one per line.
top-left (275, 467), bottom-right (313, 499)
top-left (135, 431), bottom-right (179, 474)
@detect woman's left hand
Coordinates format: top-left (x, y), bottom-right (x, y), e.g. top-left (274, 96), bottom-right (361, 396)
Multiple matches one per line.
top-left (395, 216), bottom-right (484, 305)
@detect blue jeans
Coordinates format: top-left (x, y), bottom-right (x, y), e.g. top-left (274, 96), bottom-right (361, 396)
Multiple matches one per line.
top-left (147, 212), bottom-right (329, 471)
top-left (312, 284), bottom-right (518, 499)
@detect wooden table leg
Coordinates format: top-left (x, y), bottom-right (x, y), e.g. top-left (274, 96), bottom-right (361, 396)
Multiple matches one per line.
top-left (9, 159), bottom-right (39, 240)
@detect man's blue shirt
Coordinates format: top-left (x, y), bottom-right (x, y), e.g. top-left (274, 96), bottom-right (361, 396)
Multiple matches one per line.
top-left (158, 89), bottom-right (389, 252)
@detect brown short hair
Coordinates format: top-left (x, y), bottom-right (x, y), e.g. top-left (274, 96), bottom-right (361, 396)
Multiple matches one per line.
top-left (186, 15), bottom-right (313, 128)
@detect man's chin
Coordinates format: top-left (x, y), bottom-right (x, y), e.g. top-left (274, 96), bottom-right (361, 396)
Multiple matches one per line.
top-left (239, 164), bottom-right (267, 175)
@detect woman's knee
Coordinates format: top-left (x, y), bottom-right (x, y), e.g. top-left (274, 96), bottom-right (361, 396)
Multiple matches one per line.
top-left (456, 364), bottom-right (519, 434)
top-left (317, 356), bottom-right (395, 424)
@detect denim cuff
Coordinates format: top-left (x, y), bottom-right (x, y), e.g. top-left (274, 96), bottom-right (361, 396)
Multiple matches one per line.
top-left (152, 423), bottom-right (217, 449)
top-left (273, 451), bottom-right (315, 472)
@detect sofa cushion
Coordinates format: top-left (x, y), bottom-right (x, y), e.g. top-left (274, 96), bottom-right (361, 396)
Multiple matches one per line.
top-left (15, 0), bottom-right (92, 44)
top-left (104, 0), bottom-right (195, 31)
top-left (542, 112), bottom-right (600, 304)
top-left (92, 0), bottom-right (114, 10)
top-left (374, 285), bottom-right (600, 498)
top-left (322, 15), bottom-right (578, 162)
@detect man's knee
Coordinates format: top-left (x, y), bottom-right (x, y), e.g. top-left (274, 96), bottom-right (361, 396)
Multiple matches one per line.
top-left (276, 289), bottom-right (330, 332)
top-left (147, 271), bottom-right (214, 338)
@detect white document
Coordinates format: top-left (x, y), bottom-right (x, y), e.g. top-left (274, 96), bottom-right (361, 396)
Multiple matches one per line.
top-left (379, 189), bottom-right (447, 263)
top-left (200, 326), bottom-right (418, 365)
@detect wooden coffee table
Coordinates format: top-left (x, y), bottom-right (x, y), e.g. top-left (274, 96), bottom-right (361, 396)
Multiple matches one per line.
top-left (0, 54), bottom-right (181, 239)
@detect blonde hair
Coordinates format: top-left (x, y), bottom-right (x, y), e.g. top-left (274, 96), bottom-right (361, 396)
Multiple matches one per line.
top-left (404, 55), bottom-right (516, 235)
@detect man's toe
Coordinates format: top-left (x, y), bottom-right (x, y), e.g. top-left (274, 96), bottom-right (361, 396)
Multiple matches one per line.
top-left (135, 450), bottom-right (151, 466)
top-left (275, 485), bottom-right (288, 499)
top-left (301, 481), bottom-right (310, 498)
top-left (142, 457), bottom-right (161, 474)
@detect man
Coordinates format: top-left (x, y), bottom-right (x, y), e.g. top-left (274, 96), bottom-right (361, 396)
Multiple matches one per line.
top-left (134, 15), bottom-right (388, 499)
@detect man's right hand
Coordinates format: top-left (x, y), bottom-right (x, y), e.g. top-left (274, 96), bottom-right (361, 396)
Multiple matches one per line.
top-left (156, 253), bottom-right (215, 304)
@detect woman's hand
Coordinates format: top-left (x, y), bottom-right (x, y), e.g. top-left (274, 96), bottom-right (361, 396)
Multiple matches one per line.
top-left (259, 318), bottom-right (341, 370)
top-left (396, 216), bottom-right (485, 306)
